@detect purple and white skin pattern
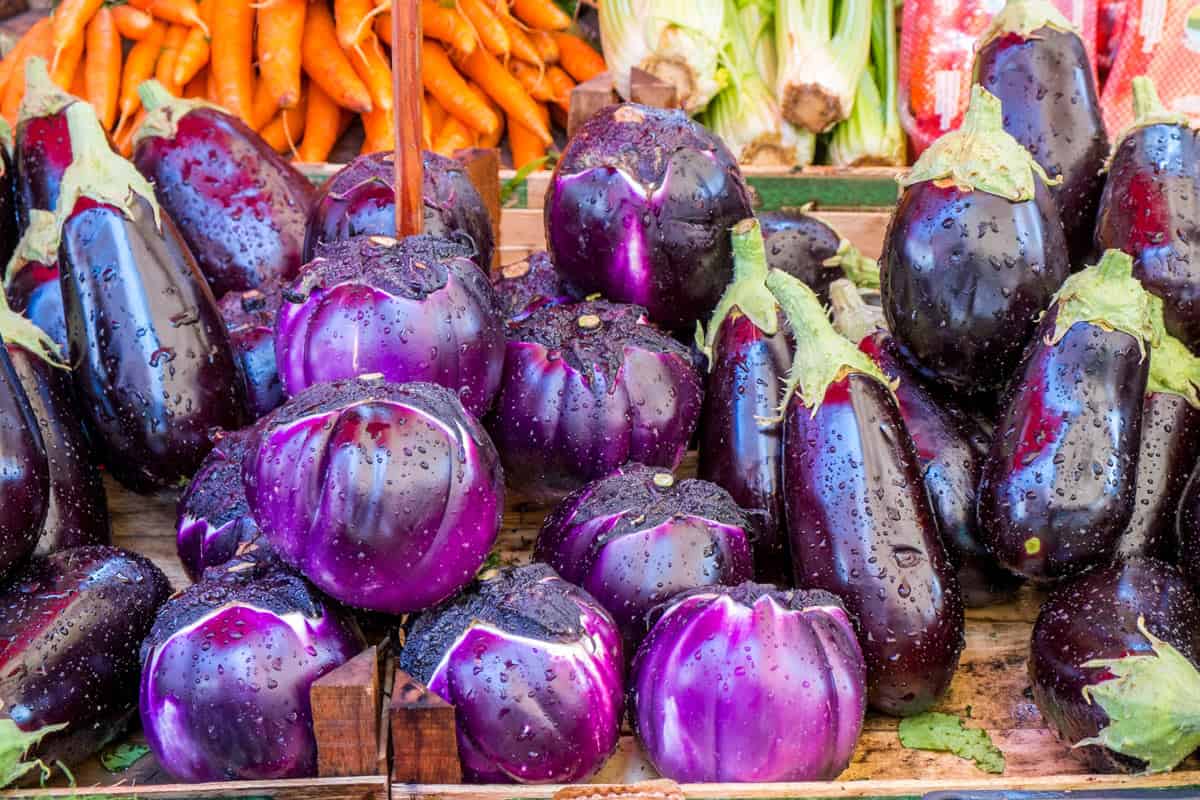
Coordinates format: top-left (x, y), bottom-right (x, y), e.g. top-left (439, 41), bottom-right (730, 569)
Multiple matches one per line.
top-left (275, 234), bottom-right (505, 418)
top-left (491, 251), bottom-right (570, 325)
top-left (399, 563), bottom-right (623, 784)
top-left (139, 567), bottom-right (364, 781)
top-left (544, 103), bottom-right (753, 331)
top-left (536, 463), bottom-right (753, 649)
top-left (243, 377), bottom-right (504, 614)
top-left (176, 427), bottom-right (262, 581)
top-left (630, 583), bottom-right (867, 782)
top-left (487, 300), bottom-right (703, 501)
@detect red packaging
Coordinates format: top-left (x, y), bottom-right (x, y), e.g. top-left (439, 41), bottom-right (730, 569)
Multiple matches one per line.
top-left (900, 0), bottom-right (1099, 155)
top-left (1096, 0), bottom-right (1128, 81)
top-left (1100, 0), bottom-right (1200, 132)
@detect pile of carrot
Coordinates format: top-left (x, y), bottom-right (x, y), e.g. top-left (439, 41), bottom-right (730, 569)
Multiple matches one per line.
top-left (0, 0), bottom-right (603, 165)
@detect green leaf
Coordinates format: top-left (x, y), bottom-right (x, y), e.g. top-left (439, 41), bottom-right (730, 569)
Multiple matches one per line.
top-left (898, 712), bottom-right (1006, 774)
top-left (100, 743), bottom-right (151, 773)
top-left (1078, 616), bottom-right (1200, 773)
top-left (0, 718), bottom-right (67, 789)
top-left (500, 155), bottom-right (554, 207)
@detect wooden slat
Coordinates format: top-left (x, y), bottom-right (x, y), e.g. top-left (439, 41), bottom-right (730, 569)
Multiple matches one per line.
top-left (1, 776), bottom-right (389, 800)
top-left (391, 669), bottom-right (462, 784)
top-left (312, 646), bottom-right (382, 778)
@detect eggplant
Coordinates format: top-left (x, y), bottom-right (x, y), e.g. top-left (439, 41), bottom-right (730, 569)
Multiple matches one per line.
top-left (176, 427), bottom-right (261, 581)
top-left (218, 284), bottom-right (284, 419)
top-left (759, 210), bottom-right (878, 303)
top-left (1176, 461), bottom-right (1200, 588)
top-left (973, 0), bottom-right (1109, 267)
top-left (56, 102), bottom-right (244, 491)
top-left (0, 315), bottom-right (48, 579)
top-left (5, 210), bottom-right (67, 354)
top-left (978, 250), bottom-right (1156, 582)
top-left (1030, 557), bottom-right (1200, 772)
top-left (881, 85), bottom-right (1070, 395)
top-left (0, 546), bottom-right (171, 769)
top-left (696, 219), bottom-right (791, 582)
top-left (13, 60), bottom-right (74, 232)
top-left (829, 281), bottom-right (1021, 607)
top-left (132, 82), bottom-right (315, 298)
top-left (1094, 78), bottom-right (1200, 350)
top-left (491, 251), bottom-right (570, 325)
top-left (767, 266), bottom-right (963, 717)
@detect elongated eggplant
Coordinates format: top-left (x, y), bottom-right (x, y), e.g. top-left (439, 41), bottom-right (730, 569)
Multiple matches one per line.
top-left (759, 210), bottom-right (878, 303)
top-left (881, 85), bottom-right (1070, 394)
top-left (132, 82), bottom-right (314, 298)
top-left (767, 266), bottom-right (963, 716)
top-left (978, 250), bottom-right (1155, 581)
top-left (218, 284), bottom-right (284, 419)
top-left (1095, 78), bottom-right (1200, 350)
top-left (696, 219), bottom-right (791, 582)
top-left (13, 59), bottom-right (74, 231)
top-left (1176, 462), bottom-right (1200, 587)
top-left (0, 318), bottom-right (48, 579)
top-left (56, 102), bottom-right (243, 491)
top-left (0, 546), bottom-right (171, 769)
top-left (974, 0), bottom-right (1109, 267)
top-left (5, 210), bottom-right (67, 354)
top-left (830, 281), bottom-right (1020, 607)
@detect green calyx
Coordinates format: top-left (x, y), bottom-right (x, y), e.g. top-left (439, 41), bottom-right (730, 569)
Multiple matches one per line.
top-left (828, 278), bottom-right (886, 344)
top-left (17, 57), bottom-right (75, 125)
top-left (899, 85), bottom-right (1058, 202)
top-left (1078, 616), bottom-right (1200, 773)
top-left (133, 80), bottom-right (220, 150)
top-left (5, 209), bottom-right (60, 287)
top-left (978, 0), bottom-right (1075, 49)
top-left (823, 238), bottom-right (880, 289)
top-left (1, 718), bottom-right (67, 789)
top-left (0, 304), bottom-right (67, 368)
top-left (765, 268), bottom-right (893, 416)
top-left (1110, 78), bottom-right (1191, 162)
top-left (1147, 296), bottom-right (1200, 406)
top-left (696, 218), bottom-right (779, 366)
top-left (54, 101), bottom-right (161, 233)
top-left (1048, 249), bottom-right (1158, 359)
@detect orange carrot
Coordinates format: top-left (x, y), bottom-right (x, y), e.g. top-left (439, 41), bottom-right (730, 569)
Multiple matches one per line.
top-left (421, 97), bottom-right (432, 148)
top-left (4, 20), bottom-right (57, 124)
top-left (173, 0), bottom-right (211, 90)
top-left (250, 76), bottom-right (278, 130)
top-left (347, 32), bottom-right (391, 114)
top-left (512, 0), bottom-right (570, 30)
top-left (155, 24), bottom-right (188, 93)
top-left (296, 80), bottom-right (341, 161)
top-left (116, 108), bottom-right (146, 157)
top-left (259, 93), bottom-right (307, 153)
top-left (206, 62), bottom-right (218, 101)
top-left (529, 30), bottom-right (558, 63)
top-left (85, 7), bottom-right (121, 129)
top-left (51, 0), bottom-right (103, 74)
top-left (128, 0), bottom-right (210, 35)
top-left (183, 65), bottom-right (208, 98)
top-left (553, 32), bottom-right (604, 82)
top-left (508, 59), bottom-right (552, 101)
top-left (210, 0), bottom-right (254, 121)
top-left (453, 45), bottom-right (549, 144)
top-left (545, 64), bottom-right (574, 112)
top-left (498, 14), bottom-right (539, 65)
top-left (508, 105), bottom-right (547, 168)
top-left (0, 27), bottom-right (32, 100)
top-left (418, 0), bottom-right (475, 55)
top-left (458, 0), bottom-right (509, 58)
top-left (49, 24), bottom-right (83, 88)
top-left (360, 102), bottom-right (392, 154)
top-left (467, 82), bottom-right (502, 148)
top-left (256, 0), bottom-right (305, 108)
top-left (70, 60), bottom-right (87, 97)
top-left (302, 2), bottom-right (372, 113)
top-left (421, 39), bottom-right (498, 138)
top-left (334, 0), bottom-right (384, 52)
top-left (425, 91), bottom-right (447, 131)
top-left (112, 6), bottom-right (155, 39)
top-left (433, 115), bottom-right (472, 157)
top-left (115, 19), bottom-right (165, 136)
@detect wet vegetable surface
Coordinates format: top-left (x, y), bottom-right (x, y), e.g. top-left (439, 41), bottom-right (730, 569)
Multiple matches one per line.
top-left (219, 284), bottom-right (285, 420)
top-left (13, 61), bottom-right (74, 232)
top-left (491, 251), bottom-right (570, 325)
top-left (0, 333), bottom-right (48, 579)
top-left (758, 210), bottom-right (845, 303)
top-left (176, 427), bottom-right (261, 581)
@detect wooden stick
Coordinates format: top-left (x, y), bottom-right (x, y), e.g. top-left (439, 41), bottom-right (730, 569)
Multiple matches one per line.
top-left (392, 0), bottom-right (423, 236)
top-left (390, 667), bottom-right (461, 783)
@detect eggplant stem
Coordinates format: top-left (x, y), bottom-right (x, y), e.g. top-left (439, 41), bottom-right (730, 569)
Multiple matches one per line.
top-left (696, 217), bottom-right (778, 367)
top-left (1047, 249), bottom-right (1158, 358)
top-left (17, 57), bottom-right (75, 125)
top-left (828, 278), bottom-right (886, 344)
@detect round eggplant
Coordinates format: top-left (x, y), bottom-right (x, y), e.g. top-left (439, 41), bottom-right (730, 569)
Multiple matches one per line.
top-left (881, 85), bottom-right (1070, 394)
top-left (768, 268), bottom-right (963, 716)
top-left (176, 427), bottom-right (262, 581)
top-left (5, 210), bottom-right (67, 354)
top-left (218, 284), bottom-right (284, 420)
top-left (978, 250), bottom-right (1156, 581)
top-left (491, 251), bottom-right (570, 325)
top-left (13, 59), bottom-right (74, 232)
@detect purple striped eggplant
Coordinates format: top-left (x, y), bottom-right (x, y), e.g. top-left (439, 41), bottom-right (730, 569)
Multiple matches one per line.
top-left (0, 313), bottom-right (48, 579)
top-left (176, 427), bottom-right (262, 581)
top-left (978, 250), bottom-right (1156, 581)
top-left (491, 251), bottom-right (570, 325)
top-left (696, 219), bottom-right (791, 582)
top-left (487, 299), bottom-right (703, 501)
top-left (829, 281), bottom-right (1020, 607)
top-left (303, 150), bottom-right (494, 270)
top-left (881, 85), bottom-right (1069, 394)
top-left (55, 102), bottom-right (244, 491)
top-left (0, 547), bottom-right (170, 770)
top-left (536, 463), bottom-right (754, 649)
top-left (973, 0), bottom-right (1109, 267)
top-left (5, 210), bottom-right (66, 354)
top-left (218, 284), bottom-right (284, 419)
top-left (13, 59), bottom-right (74, 231)
top-left (767, 266), bottom-right (963, 716)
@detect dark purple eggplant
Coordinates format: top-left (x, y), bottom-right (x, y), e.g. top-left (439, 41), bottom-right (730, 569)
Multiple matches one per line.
top-left (1176, 461), bottom-right (1200, 588)
top-left (56, 102), bottom-right (244, 491)
top-left (303, 150), bottom-right (494, 270)
top-left (759, 210), bottom-right (879, 303)
top-left (5, 210), bottom-right (67, 354)
top-left (973, 0), bottom-right (1109, 267)
top-left (0, 313), bottom-right (48, 579)
top-left (492, 251), bottom-right (571, 325)
top-left (176, 427), bottom-right (262, 581)
top-left (132, 82), bottom-right (314, 298)
top-left (978, 250), bottom-right (1155, 582)
top-left (1094, 77), bottom-right (1200, 350)
top-left (218, 284), bottom-right (284, 419)
top-left (696, 219), bottom-right (791, 583)
top-left (881, 85), bottom-right (1070, 395)
top-left (767, 267), bottom-right (963, 717)
top-left (1030, 557), bottom-right (1200, 772)
top-left (13, 59), bottom-right (74, 232)
top-left (0, 546), bottom-right (171, 769)
top-left (830, 281), bottom-right (1021, 607)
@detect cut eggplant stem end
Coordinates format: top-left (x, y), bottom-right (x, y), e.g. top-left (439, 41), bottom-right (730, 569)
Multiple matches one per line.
top-left (828, 279), bottom-right (885, 344)
top-left (1024, 537), bottom-right (1041, 555)
top-left (577, 314), bottom-right (602, 330)
top-left (501, 260), bottom-right (531, 280)
top-left (698, 218), bottom-right (778, 363)
top-left (18, 57), bottom-right (74, 124)
top-left (652, 472), bottom-right (675, 488)
top-left (1049, 249), bottom-right (1158, 354)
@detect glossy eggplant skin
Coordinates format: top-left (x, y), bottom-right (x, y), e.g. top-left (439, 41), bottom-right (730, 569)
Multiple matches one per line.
top-left (975, 28), bottom-right (1109, 267)
top-left (0, 148), bottom-right (17, 268)
top-left (8, 344), bottom-right (110, 556)
top-left (218, 286), bottom-right (284, 420)
top-left (14, 107), bottom-right (70, 231)
top-left (881, 180), bottom-right (1069, 394)
top-left (978, 311), bottom-right (1149, 582)
top-left (1115, 392), bottom-right (1200, 561)
top-left (697, 311), bottom-right (791, 584)
top-left (133, 107), bottom-right (315, 298)
top-left (0, 337), bottom-right (49, 579)
top-left (7, 259), bottom-right (68, 355)
top-left (59, 195), bottom-right (244, 491)
top-left (0, 546), bottom-right (171, 768)
top-left (1029, 557), bottom-right (1200, 772)
top-left (784, 373), bottom-right (964, 716)
top-left (1175, 461), bottom-right (1200, 587)
top-left (858, 330), bottom-right (1021, 606)
top-left (1095, 123), bottom-right (1200, 349)
top-left (758, 210), bottom-right (842, 303)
